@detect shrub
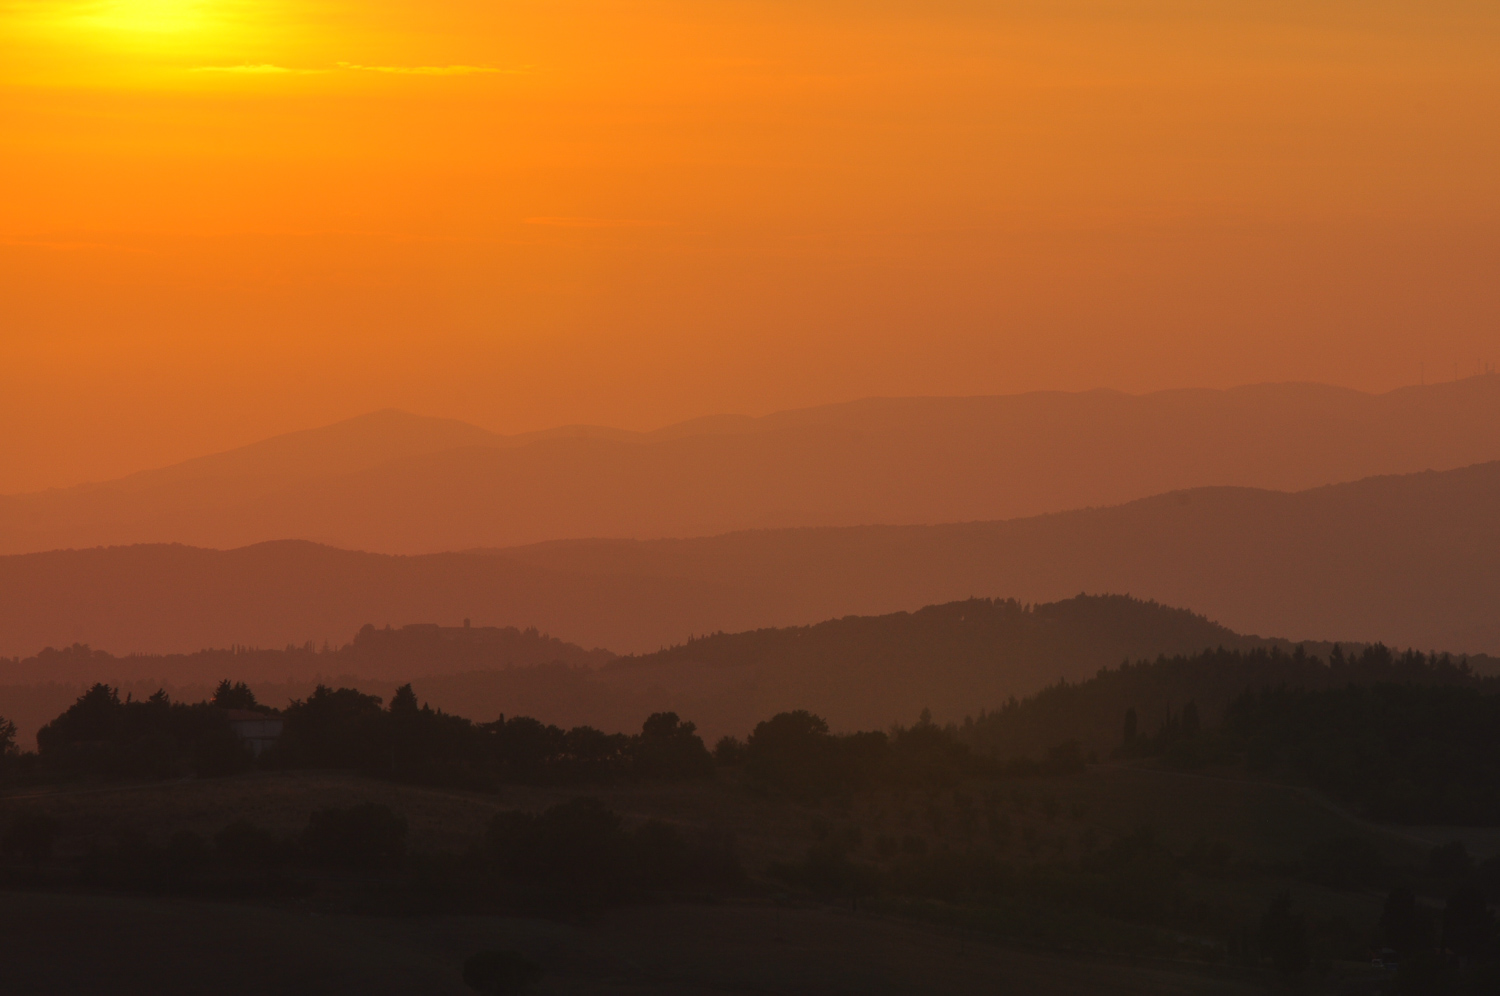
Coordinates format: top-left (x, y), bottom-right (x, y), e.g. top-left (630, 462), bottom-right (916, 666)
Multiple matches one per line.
top-left (462, 949), bottom-right (542, 994)
top-left (215, 820), bottom-right (287, 867)
top-left (300, 803), bottom-right (407, 869)
top-left (484, 798), bottom-right (742, 906)
top-left (1, 811), bottom-right (59, 863)
top-left (633, 713), bottom-right (714, 780)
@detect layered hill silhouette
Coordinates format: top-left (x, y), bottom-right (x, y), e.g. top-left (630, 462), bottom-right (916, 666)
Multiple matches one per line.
top-left (0, 595), bottom-right (1313, 746)
top-left (5, 595), bottom-right (1492, 749)
top-left (584, 595), bottom-right (1300, 738)
top-left (3, 377), bottom-right (1500, 555)
top-left (3, 458), bottom-right (1500, 659)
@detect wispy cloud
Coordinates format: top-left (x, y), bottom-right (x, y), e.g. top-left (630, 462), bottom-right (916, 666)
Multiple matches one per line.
top-left (523, 217), bottom-right (669, 229)
top-left (190, 63), bottom-right (521, 76)
top-left (192, 64), bottom-right (325, 74)
top-left (337, 62), bottom-right (519, 76)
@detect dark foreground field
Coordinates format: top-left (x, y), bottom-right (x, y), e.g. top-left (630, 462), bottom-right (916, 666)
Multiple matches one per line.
top-left (0, 891), bottom-right (1265, 995)
top-left (0, 764), bottom-right (1448, 994)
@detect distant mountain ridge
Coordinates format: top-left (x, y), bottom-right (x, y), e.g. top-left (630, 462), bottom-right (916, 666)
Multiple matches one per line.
top-left (3, 377), bottom-right (1500, 555)
top-left (3, 457), bottom-right (1500, 660)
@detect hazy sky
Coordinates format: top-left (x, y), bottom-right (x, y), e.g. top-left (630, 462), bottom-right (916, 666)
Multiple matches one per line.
top-left (3, 0), bottom-right (1498, 492)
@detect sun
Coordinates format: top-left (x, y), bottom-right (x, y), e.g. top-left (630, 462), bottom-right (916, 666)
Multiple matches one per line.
top-left (5, 0), bottom-right (271, 69)
top-left (71, 0), bottom-right (215, 36)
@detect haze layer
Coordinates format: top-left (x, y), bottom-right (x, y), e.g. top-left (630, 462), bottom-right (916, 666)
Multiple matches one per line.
top-left (4, 378), bottom-right (1499, 555)
top-left (4, 0), bottom-right (1499, 492)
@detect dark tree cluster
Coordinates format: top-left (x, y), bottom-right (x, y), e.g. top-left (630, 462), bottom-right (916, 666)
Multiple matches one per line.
top-left (266, 684), bottom-right (714, 788)
top-left (11, 681), bottom-right (720, 790)
top-left (963, 643), bottom-right (1492, 764)
top-left (1219, 683), bottom-right (1500, 824)
top-left (1111, 680), bottom-right (1500, 824)
top-left (736, 709), bottom-right (997, 802)
top-left (1369, 842), bottom-right (1500, 994)
top-left (483, 797), bottom-right (742, 908)
top-left (32, 683), bottom-right (252, 780)
top-left (10, 676), bottom-right (1075, 798)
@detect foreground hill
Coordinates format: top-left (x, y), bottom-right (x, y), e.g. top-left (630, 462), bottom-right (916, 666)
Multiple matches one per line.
top-left (3, 377), bottom-right (1500, 555)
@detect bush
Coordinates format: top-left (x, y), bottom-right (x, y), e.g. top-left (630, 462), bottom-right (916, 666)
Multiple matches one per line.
top-left (745, 711), bottom-right (840, 800)
top-left (462, 949), bottom-right (542, 994)
top-left (1, 811), bottom-right (59, 863)
top-left (1430, 840), bottom-right (1475, 880)
top-left (1300, 834), bottom-right (1385, 890)
top-left (215, 820), bottom-right (287, 867)
top-left (0, 716), bottom-right (17, 759)
top-left (769, 843), bottom-right (878, 900)
top-left (300, 803), bottom-right (407, 869)
top-left (484, 798), bottom-right (742, 907)
top-left (36, 685), bottom-right (250, 780)
top-left (1442, 886), bottom-right (1494, 959)
top-left (1259, 891), bottom-right (1310, 980)
top-left (1380, 885), bottom-right (1434, 957)
top-left (633, 713), bottom-right (714, 780)
top-left (713, 736), bottom-right (746, 765)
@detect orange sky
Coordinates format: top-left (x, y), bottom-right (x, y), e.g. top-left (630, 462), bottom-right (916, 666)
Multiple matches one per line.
top-left (3, 0), bottom-right (1499, 493)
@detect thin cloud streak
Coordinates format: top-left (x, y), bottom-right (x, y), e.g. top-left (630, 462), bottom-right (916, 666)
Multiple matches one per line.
top-left (192, 64), bottom-right (324, 74)
top-left (191, 64), bottom-right (518, 76)
top-left (523, 217), bottom-right (671, 228)
top-left (337, 62), bottom-right (519, 76)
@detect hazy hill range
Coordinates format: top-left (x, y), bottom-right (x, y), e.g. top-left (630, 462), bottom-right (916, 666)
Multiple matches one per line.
top-left (0, 620), bottom-right (611, 686)
top-left (5, 595), bottom-right (1491, 750)
top-left (0, 595), bottom-right (1307, 747)
top-left (3, 458), bottom-right (1500, 659)
top-left (500, 458), bottom-right (1500, 656)
top-left (3, 377), bottom-right (1500, 555)
top-left (582, 596), bottom-right (1295, 738)
top-left (0, 622), bottom-right (612, 747)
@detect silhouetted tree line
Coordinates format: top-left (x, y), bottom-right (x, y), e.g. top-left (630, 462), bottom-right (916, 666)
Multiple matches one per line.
top-left (963, 643), bottom-right (1493, 764)
top-left (262, 683), bottom-right (714, 787)
top-left (30, 682), bottom-right (253, 780)
top-left (8, 680), bottom-right (719, 788)
top-left (1106, 680), bottom-right (1500, 824)
top-left (1367, 840), bottom-right (1500, 993)
top-left (1113, 689), bottom-right (1500, 827)
top-left (9, 682), bottom-right (1011, 796)
top-left (1218, 682), bottom-right (1500, 825)
top-left (716, 708), bottom-right (1077, 803)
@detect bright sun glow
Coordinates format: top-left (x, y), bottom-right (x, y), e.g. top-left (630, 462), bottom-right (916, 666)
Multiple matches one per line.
top-left (72, 0), bottom-right (213, 34)
top-left (0, 0), bottom-right (307, 81)
top-left (8, 0), bottom-right (258, 61)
